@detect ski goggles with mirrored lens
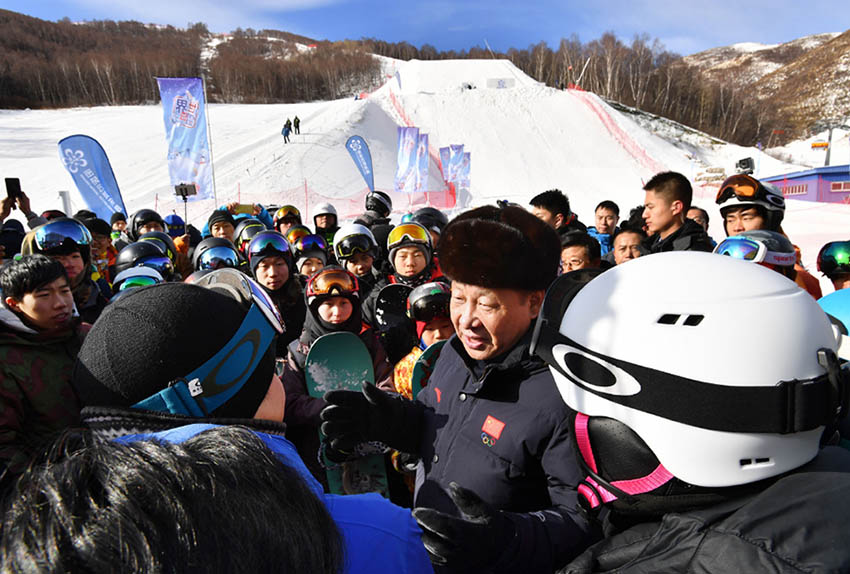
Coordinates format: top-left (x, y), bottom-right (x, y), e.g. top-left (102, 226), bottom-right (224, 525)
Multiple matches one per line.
top-left (248, 232), bottom-right (291, 259)
top-left (306, 268), bottom-right (359, 298)
top-left (275, 205), bottom-right (301, 221)
top-left (119, 275), bottom-right (161, 291)
top-left (408, 295), bottom-right (450, 323)
top-left (387, 223), bottom-right (430, 250)
top-left (818, 241), bottom-right (850, 277)
top-left (714, 236), bottom-right (796, 267)
top-left (401, 213), bottom-right (414, 223)
top-left (294, 234), bottom-right (328, 254)
top-left (286, 227), bottom-right (311, 244)
top-left (139, 236), bottom-right (176, 263)
top-left (197, 247), bottom-right (240, 271)
top-left (132, 270), bottom-right (283, 417)
top-left (34, 219), bottom-right (92, 251)
top-left (137, 255), bottom-right (175, 278)
top-left (715, 174), bottom-right (784, 210)
top-left (336, 234), bottom-right (375, 260)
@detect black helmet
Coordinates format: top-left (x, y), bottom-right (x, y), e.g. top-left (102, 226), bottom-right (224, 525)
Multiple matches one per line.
top-left (127, 209), bottom-right (166, 241)
top-left (138, 231), bottom-right (178, 265)
top-left (114, 240), bottom-right (175, 280)
top-left (407, 281), bottom-right (451, 322)
top-left (365, 191), bottom-right (392, 218)
top-left (192, 237), bottom-right (241, 271)
top-left (411, 207), bottom-right (449, 234)
top-left (233, 218), bottom-right (266, 254)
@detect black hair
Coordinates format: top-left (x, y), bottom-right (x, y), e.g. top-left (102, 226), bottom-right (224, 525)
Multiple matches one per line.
top-left (0, 254), bottom-right (69, 301)
top-left (688, 205), bottom-right (710, 225)
top-left (613, 226), bottom-right (647, 242)
top-left (643, 171), bottom-right (693, 211)
top-left (622, 204), bottom-right (647, 233)
top-left (84, 218), bottom-right (112, 238)
top-left (1, 426), bottom-right (344, 574)
top-left (595, 200), bottom-right (620, 216)
top-left (560, 231), bottom-right (601, 262)
top-left (530, 189), bottom-right (571, 219)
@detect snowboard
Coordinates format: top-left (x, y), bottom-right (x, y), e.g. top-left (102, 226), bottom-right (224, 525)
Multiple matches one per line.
top-left (305, 332), bottom-right (389, 497)
top-left (374, 283), bottom-right (416, 364)
top-left (410, 339), bottom-right (447, 399)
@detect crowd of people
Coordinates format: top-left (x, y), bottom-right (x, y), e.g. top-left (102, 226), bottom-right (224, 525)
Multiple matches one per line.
top-left (1, 171), bottom-right (850, 573)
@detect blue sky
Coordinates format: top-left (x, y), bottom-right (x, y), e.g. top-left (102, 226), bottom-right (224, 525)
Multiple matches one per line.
top-left (4, 0), bottom-right (848, 56)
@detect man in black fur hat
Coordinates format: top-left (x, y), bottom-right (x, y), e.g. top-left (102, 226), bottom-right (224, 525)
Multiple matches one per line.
top-left (321, 204), bottom-right (599, 573)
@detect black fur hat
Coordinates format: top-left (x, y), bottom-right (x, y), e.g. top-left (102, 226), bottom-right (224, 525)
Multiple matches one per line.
top-left (438, 205), bottom-right (560, 291)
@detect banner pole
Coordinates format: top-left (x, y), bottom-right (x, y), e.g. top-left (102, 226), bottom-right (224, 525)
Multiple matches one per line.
top-left (202, 76), bottom-right (219, 206)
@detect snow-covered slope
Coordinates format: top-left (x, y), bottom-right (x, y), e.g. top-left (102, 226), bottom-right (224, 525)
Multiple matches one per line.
top-left (1, 58), bottom-right (846, 289)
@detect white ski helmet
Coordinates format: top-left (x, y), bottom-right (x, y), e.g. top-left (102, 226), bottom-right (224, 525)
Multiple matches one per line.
top-left (333, 223), bottom-right (378, 261)
top-left (532, 252), bottom-right (846, 495)
top-left (313, 202), bottom-right (337, 224)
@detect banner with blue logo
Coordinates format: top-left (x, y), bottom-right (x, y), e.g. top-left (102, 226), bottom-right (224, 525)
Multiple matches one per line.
top-left (439, 146), bottom-right (450, 181)
top-left (394, 127), bottom-right (419, 193)
top-left (448, 144), bottom-right (465, 185)
top-left (415, 133), bottom-right (429, 192)
top-left (156, 77), bottom-right (214, 201)
top-left (345, 136), bottom-right (375, 192)
top-left (57, 134), bottom-right (127, 220)
top-left (459, 152), bottom-right (471, 189)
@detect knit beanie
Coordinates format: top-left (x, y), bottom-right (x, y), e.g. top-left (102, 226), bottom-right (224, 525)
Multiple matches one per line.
top-left (208, 209), bottom-right (236, 230)
top-left (110, 212), bottom-right (127, 225)
top-left (72, 282), bottom-right (274, 419)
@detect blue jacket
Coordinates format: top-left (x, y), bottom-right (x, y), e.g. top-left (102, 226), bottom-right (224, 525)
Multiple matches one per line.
top-left (586, 227), bottom-right (613, 256)
top-left (118, 423), bottom-right (433, 574)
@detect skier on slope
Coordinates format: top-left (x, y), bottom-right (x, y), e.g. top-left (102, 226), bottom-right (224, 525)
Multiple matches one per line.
top-left (293, 115), bottom-right (301, 135)
top-left (282, 118), bottom-right (292, 144)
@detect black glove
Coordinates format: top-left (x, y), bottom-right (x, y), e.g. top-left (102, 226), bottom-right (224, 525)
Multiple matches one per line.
top-left (412, 482), bottom-right (517, 570)
top-left (320, 382), bottom-right (404, 453)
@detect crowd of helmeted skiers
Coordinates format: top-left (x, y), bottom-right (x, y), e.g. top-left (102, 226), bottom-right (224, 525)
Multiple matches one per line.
top-left (1, 170), bottom-right (850, 573)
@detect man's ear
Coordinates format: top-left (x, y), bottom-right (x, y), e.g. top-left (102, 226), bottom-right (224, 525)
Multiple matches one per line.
top-left (671, 200), bottom-right (685, 217)
top-left (554, 213), bottom-right (565, 228)
top-left (528, 290), bottom-right (546, 319)
top-left (4, 297), bottom-right (20, 312)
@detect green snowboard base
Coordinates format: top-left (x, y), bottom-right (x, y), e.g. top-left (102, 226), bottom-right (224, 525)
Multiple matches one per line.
top-left (305, 332), bottom-right (389, 497)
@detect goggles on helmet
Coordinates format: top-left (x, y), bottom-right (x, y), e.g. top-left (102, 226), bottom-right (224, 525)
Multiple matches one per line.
top-left (248, 232), bottom-right (291, 260)
top-left (335, 234), bottom-right (375, 260)
top-left (119, 275), bottom-right (161, 291)
top-left (197, 246), bottom-right (240, 271)
top-left (34, 219), bottom-right (92, 251)
top-left (133, 269), bottom-right (283, 417)
top-left (137, 255), bottom-right (175, 278)
top-left (306, 268), bottom-right (359, 298)
top-left (387, 223), bottom-right (430, 251)
top-left (294, 234), bottom-right (328, 254)
top-left (401, 213), bottom-right (414, 223)
top-left (139, 236), bottom-right (176, 263)
top-left (285, 226), bottom-right (311, 245)
top-left (530, 271), bottom-right (849, 436)
top-left (275, 205), bottom-right (301, 222)
top-left (713, 236), bottom-right (796, 267)
top-left (818, 241), bottom-right (850, 277)
top-left (408, 293), bottom-right (450, 323)
top-left (235, 223), bottom-right (266, 252)
top-left (716, 174), bottom-right (785, 210)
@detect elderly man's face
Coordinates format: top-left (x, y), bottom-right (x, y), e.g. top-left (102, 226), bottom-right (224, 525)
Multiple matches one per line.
top-left (450, 281), bottom-right (543, 360)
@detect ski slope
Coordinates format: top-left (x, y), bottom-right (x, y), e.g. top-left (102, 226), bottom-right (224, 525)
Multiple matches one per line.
top-left (0, 58), bottom-right (848, 291)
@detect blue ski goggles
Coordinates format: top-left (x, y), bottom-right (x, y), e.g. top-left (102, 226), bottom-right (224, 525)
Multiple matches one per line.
top-left (133, 269), bottom-right (284, 417)
top-left (136, 255), bottom-right (175, 279)
top-left (248, 232), bottom-right (291, 260)
top-left (34, 218), bottom-right (92, 251)
top-left (197, 246), bottom-right (241, 270)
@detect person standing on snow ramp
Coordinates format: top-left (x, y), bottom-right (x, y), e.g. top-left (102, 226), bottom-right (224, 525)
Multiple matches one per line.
top-left (321, 205), bottom-right (599, 572)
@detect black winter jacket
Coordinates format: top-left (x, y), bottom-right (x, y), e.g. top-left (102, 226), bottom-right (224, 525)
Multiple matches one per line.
top-left (397, 330), bottom-right (598, 572)
top-left (560, 446), bottom-right (850, 573)
top-left (643, 218), bottom-right (713, 254)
